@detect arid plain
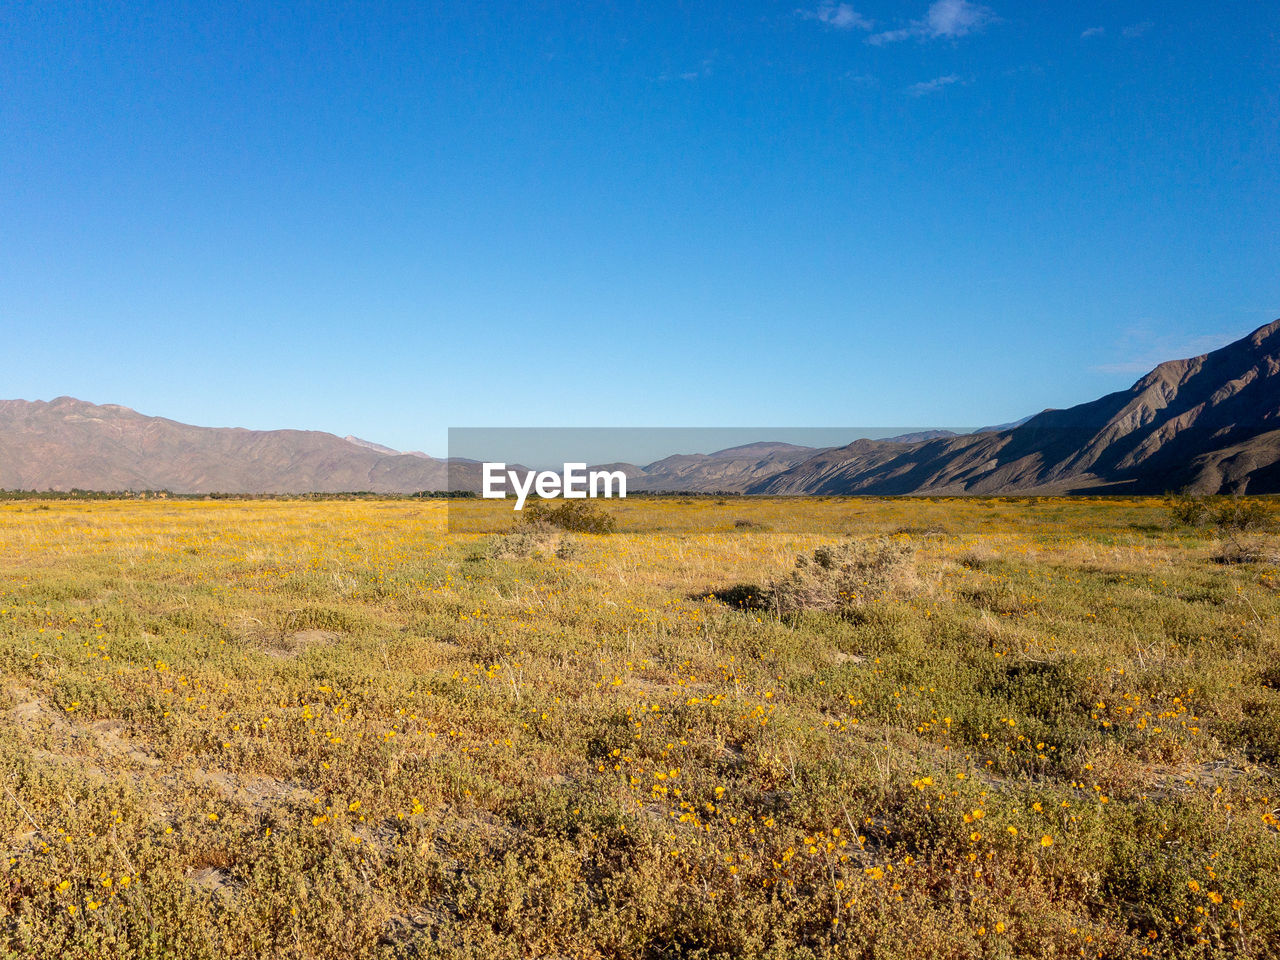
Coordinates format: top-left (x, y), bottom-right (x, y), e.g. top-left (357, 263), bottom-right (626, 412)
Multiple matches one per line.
top-left (1, 497), bottom-right (1277, 959)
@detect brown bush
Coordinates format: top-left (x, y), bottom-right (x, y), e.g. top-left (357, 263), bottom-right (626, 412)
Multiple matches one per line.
top-left (769, 537), bottom-right (916, 615)
top-left (486, 522), bottom-right (580, 560)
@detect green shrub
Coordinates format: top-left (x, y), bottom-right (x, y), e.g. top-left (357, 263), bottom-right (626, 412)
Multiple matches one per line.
top-left (522, 500), bottom-right (617, 534)
top-left (1168, 492), bottom-right (1272, 532)
top-left (1213, 497), bottom-right (1272, 533)
top-left (1167, 492), bottom-right (1212, 527)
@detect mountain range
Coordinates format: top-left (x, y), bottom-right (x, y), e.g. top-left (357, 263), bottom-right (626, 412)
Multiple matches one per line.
top-left (3, 319), bottom-right (1278, 495)
top-left (748, 319), bottom-right (1280, 496)
top-left (0, 399), bottom-right (472, 494)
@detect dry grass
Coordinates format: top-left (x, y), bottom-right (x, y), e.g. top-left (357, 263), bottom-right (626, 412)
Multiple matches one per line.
top-left (0, 496), bottom-right (1277, 959)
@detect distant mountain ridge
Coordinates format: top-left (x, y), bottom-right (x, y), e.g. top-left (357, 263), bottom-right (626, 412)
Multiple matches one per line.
top-left (753, 319), bottom-right (1280, 495)
top-left (3, 319), bottom-right (1278, 495)
top-left (0, 398), bottom-right (469, 493)
top-left (631, 443), bottom-right (823, 492)
top-left (343, 435), bottom-right (402, 456)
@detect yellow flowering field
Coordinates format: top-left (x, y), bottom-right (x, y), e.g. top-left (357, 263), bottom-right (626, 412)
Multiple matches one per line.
top-left (1, 497), bottom-right (1278, 959)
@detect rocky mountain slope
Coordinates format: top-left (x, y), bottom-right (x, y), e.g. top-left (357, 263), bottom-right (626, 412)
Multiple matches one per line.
top-left (754, 318), bottom-right (1280, 495)
top-left (0, 398), bottom-right (466, 493)
top-left (630, 442), bottom-right (824, 492)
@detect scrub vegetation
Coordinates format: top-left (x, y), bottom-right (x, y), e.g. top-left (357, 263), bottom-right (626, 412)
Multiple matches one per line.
top-left (1, 496), bottom-right (1278, 959)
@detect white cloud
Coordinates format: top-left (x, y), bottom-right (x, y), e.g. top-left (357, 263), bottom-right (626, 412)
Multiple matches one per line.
top-left (869, 27), bottom-right (914, 44)
top-left (906, 74), bottom-right (961, 96)
top-left (925, 0), bottom-right (993, 38)
top-left (1080, 26), bottom-right (1104, 39)
top-left (801, 3), bottom-right (873, 31)
top-left (869, 0), bottom-right (996, 45)
top-left (1121, 21), bottom-right (1153, 39)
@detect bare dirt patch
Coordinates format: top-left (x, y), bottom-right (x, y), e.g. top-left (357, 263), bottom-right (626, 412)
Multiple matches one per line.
top-left (259, 628), bottom-right (340, 658)
top-left (186, 768), bottom-right (315, 813)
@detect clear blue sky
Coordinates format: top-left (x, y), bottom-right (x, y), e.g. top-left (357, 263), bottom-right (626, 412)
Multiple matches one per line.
top-left (3, 1), bottom-right (1277, 454)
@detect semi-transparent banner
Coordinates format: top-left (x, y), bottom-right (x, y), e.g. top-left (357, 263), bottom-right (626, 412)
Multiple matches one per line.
top-left (438, 425), bottom-right (1048, 534)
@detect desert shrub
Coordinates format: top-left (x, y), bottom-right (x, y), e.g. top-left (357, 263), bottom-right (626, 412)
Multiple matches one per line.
top-left (708, 539), bottom-right (918, 616)
top-left (977, 660), bottom-right (1092, 740)
top-left (1234, 696), bottom-right (1280, 764)
top-left (733, 518), bottom-right (771, 531)
top-left (1167, 492), bottom-right (1213, 527)
top-left (486, 522), bottom-right (582, 560)
top-left (711, 583), bottom-right (768, 609)
top-left (280, 606), bottom-right (366, 635)
top-left (1213, 497), bottom-right (1272, 533)
top-left (487, 528), bottom-right (550, 559)
top-left (1168, 492), bottom-right (1272, 532)
top-left (956, 548), bottom-right (994, 571)
top-left (769, 537), bottom-right (916, 616)
top-left (522, 500), bottom-right (617, 533)
top-left (1170, 493), bottom-right (1274, 564)
top-left (1213, 537), bottom-right (1273, 565)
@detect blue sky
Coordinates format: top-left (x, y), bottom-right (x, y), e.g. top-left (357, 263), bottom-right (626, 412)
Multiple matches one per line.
top-left (2, 1), bottom-right (1277, 454)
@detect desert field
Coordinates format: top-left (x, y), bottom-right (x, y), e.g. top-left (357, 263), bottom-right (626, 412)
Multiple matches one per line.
top-left (1, 497), bottom-right (1278, 959)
